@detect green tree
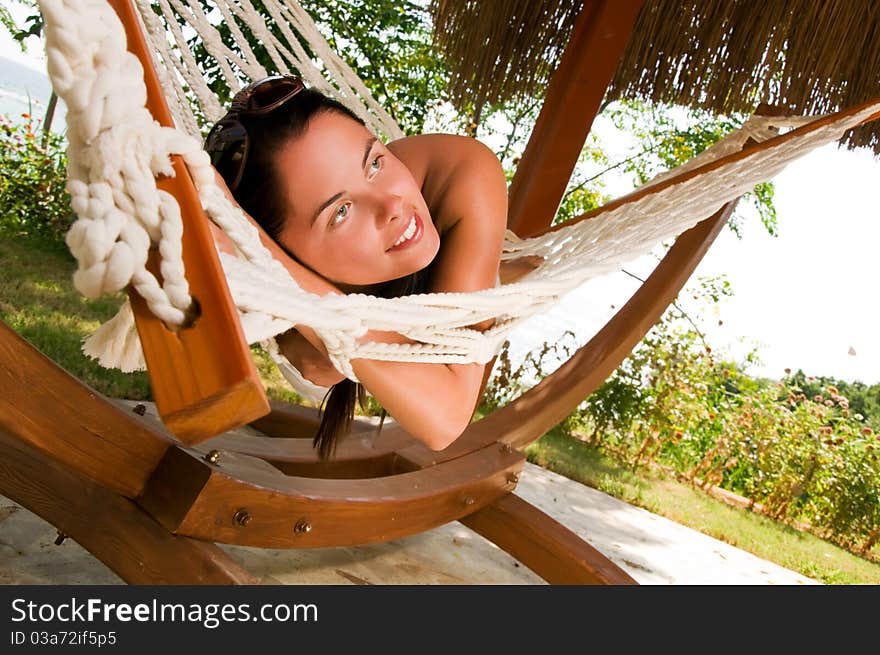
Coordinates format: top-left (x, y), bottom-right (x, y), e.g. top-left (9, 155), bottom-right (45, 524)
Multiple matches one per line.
top-left (0, 1), bottom-right (42, 52)
top-left (299, 0), bottom-right (449, 135)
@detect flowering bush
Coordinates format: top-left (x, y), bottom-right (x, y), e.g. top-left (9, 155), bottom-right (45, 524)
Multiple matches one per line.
top-left (579, 309), bottom-right (880, 553)
top-left (0, 112), bottom-right (72, 246)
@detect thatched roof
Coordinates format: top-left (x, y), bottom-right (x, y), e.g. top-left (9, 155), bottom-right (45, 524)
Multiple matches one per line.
top-left (431, 0), bottom-right (880, 155)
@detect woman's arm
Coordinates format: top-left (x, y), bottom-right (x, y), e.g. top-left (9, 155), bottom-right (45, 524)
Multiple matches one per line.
top-left (346, 134), bottom-right (508, 448)
top-left (210, 171), bottom-right (341, 299)
top-left (388, 134), bottom-right (508, 301)
top-left (210, 170), bottom-right (346, 382)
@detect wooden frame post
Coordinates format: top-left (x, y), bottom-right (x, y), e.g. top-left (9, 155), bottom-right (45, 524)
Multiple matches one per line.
top-left (107, 0), bottom-right (269, 443)
top-left (507, 0), bottom-right (644, 237)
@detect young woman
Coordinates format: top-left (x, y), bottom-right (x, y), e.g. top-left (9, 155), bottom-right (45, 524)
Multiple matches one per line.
top-left (205, 75), bottom-right (510, 456)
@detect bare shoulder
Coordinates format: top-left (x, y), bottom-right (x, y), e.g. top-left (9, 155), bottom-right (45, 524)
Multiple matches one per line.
top-left (388, 134), bottom-right (505, 233)
top-left (388, 133), bottom-right (501, 185)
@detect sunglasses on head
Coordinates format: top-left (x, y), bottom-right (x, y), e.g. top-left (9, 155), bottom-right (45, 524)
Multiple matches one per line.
top-left (204, 75), bottom-right (305, 192)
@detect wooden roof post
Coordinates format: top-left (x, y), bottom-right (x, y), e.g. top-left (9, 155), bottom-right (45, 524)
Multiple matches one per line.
top-left (507, 0), bottom-right (644, 238)
top-left (107, 0), bottom-right (269, 443)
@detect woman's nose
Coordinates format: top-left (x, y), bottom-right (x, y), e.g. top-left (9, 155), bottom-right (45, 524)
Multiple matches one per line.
top-left (376, 193), bottom-right (405, 225)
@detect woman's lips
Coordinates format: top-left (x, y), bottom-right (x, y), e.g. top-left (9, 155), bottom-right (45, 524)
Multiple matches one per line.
top-left (388, 213), bottom-right (424, 251)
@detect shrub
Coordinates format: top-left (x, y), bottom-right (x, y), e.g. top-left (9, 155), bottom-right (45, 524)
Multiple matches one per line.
top-left (0, 112), bottom-right (72, 246)
top-left (487, 273), bottom-right (880, 556)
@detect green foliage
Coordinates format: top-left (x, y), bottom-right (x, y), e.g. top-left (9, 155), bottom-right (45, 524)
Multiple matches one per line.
top-left (0, 6), bottom-right (18, 43)
top-left (607, 101), bottom-right (742, 184)
top-left (787, 370), bottom-right (880, 431)
top-left (0, 1), bottom-right (42, 51)
top-left (0, 112), bottom-right (73, 246)
top-left (527, 429), bottom-right (879, 583)
top-left (480, 330), bottom-right (579, 416)
top-left (0, 236), bottom-right (151, 400)
top-left (554, 136), bottom-right (614, 220)
top-left (486, 274), bottom-right (880, 558)
top-left (553, 101), bottom-right (779, 234)
top-left (300, 0), bottom-right (449, 135)
top-left (580, 285), bottom-right (880, 555)
top-left (172, 0), bottom-right (449, 135)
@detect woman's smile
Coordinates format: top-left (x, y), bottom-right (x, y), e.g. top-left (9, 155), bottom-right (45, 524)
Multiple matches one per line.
top-left (388, 213), bottom-right (423, 251)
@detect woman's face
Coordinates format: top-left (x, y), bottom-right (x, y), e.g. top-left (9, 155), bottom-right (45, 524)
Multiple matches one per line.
top-left (274, 110), bottom-right (440, 288)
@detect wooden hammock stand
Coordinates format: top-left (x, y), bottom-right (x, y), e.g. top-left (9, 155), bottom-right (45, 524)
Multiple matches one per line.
top-left (2, 0), bottom-right (873, 584)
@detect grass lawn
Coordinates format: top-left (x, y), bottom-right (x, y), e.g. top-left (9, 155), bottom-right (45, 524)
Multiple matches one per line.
top-left (0, 235), bottom-right (305, 405)
top-left (527, 429), bottom-right (880, 584)
top-left (3, 232), bottom-right (879, 584)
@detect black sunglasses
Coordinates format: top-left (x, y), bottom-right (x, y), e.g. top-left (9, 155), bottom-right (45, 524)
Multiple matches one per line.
top-left (204, 75), bottom-right (305, 192)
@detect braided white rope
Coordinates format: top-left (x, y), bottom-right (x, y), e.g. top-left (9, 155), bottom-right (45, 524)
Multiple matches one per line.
top-left (41, 0), bottom-right (880, 382)
top-left (42, 0), bottom-right (194, 327)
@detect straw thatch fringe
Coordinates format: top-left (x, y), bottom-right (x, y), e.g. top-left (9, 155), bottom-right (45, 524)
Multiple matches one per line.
top-left (431, 0), bottom-right (880, 155)
top-left (606, 0), bottom-right (880, 154)
top-left (430, 0), bottom-right (586, 112)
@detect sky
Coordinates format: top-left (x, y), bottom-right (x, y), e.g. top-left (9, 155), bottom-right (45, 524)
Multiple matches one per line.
top-left (506, 142), bottom-right (880, 385)
top-left (2, 14), bottom-right (878, 385)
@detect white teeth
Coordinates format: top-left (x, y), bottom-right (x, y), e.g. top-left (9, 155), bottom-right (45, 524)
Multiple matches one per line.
top-left (393, 216), bottom-right (417, 246)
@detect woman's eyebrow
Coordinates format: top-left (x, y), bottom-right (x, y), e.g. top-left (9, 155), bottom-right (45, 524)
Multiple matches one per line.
top-left (310, 137), bottom-right (378, 225)
top-left (362, 136), bottom-right (378, 168)
top-left (311, 192), bottom-right (344, 225)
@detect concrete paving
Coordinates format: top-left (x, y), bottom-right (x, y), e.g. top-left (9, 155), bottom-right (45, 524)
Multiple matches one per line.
top-left (0, 463), bottom-right (818, 585)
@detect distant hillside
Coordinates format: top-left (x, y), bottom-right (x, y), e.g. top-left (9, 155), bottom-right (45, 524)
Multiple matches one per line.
top-left (0, 55), bottom-right (65, 127)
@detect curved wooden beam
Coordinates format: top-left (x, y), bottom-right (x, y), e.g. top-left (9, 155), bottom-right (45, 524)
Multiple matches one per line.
top-left (480, 202), bottom-right (734, 450)
top-left (129, 395), bottom-right (429, 483)
top-left (202, 433), bottom-right (404, 479)
top-left (137, 442), bottom-right (524, 548)
top-left (460, 493), bottom-right (637, 585)
top-left (0, 427), bottom-right (260, 585)
top-left (210, 399), bottom-right (415, 478)
top-left (428, 201), bottom-right (735, 464)
top-left (249, 400), bottom-right (329, 438)
top-left (489, 202), bottom-right (734, 449)
top-left (0, 321), bottom-right (169, 496)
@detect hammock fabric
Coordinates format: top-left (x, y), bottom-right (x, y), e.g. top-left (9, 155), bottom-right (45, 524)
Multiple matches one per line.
top-left (40, 0), bottom-right (880, 384)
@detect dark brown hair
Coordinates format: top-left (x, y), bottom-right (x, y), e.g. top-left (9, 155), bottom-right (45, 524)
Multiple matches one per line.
top-left (215, 89), bottom-right (430, 459)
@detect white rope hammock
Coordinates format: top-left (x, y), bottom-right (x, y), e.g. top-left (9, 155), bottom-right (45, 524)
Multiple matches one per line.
top-left (39, 0), bottom-right (880, 386)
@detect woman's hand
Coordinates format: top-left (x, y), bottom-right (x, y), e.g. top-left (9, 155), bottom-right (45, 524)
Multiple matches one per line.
top-left (208, 169), bottom-right (346, 360)
top-left (277, 328), bottom-right (345, 387)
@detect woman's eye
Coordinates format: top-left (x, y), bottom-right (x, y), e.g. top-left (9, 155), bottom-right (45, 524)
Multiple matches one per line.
top-left (330, 203), bottom-right (350, 226)
top-left (369, 156), bottom-right (382, 174)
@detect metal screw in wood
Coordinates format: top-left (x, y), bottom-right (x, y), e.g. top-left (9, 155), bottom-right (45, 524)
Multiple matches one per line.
top-left (204, 449), bottom-right (222, 465)
top-left (499, 443), bottom-right (514, 455)
top-left (233, 509), bottom-right (252, 527)
top-left (293, 518), bottom-right (312, 534)
top-left (132, 403), bottom-right (146, 416)
top-left (464, 496), bottom-right (475, 506)
top-left (506, 472), bottom-right (519, 485)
